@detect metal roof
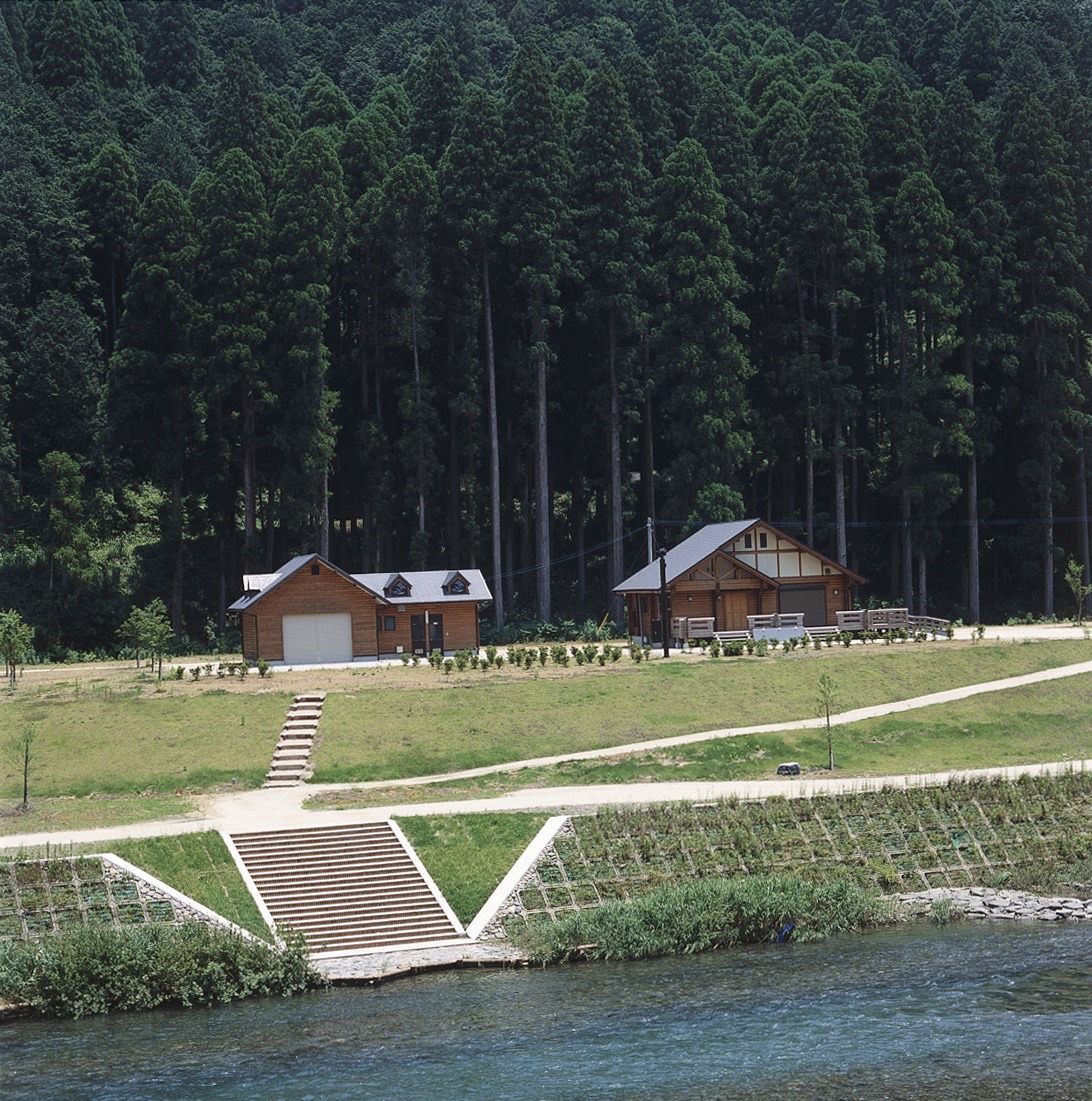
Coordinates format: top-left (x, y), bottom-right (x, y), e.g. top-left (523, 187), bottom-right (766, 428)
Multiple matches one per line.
top-left (353, 569), bottom-right (492, 605)
top-left (613, 520), bottom-right (761, 592)
top-left (227, 554), bottom-right (384, 611)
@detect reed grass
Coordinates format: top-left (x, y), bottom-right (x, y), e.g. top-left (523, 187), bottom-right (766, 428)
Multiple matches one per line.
top-left (517, 875), bottom-right (893, 963)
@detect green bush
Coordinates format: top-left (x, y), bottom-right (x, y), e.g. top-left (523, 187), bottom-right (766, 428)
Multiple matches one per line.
top-left (0, 924), bottom-right (324, 1019)
top-left (517, 876), bottom-right (892, 964)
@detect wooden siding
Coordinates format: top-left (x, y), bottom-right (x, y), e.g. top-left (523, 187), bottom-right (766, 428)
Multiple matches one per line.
top-left (376, 601), bottom-right (482, 655)
top-left (241, 612), bottom-right (259, 660)
top-left (246, 564), bottom-right (380, 661)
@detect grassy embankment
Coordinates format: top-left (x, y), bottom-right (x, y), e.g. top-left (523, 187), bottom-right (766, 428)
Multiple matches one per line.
top-left (2, 639), bottom-right (1088, 834)
top-left (309, 639), bottom-right (1092, 782)
top-left (307, 662), bottom-right (1092, 809)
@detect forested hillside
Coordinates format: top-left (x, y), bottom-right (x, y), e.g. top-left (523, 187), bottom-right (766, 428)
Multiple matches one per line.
top-left (2, 0), bottom-right (1091, 653)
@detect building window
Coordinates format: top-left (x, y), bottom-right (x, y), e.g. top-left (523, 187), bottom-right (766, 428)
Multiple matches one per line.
top-left (377, 615), bottom-right (396, 632)
top-left (311, 563), bottom-right (320, 575)
top-left (448, 578), bottom-right (467, 595)
top-left (390, 580), bottom-right (408, 597)
top-left (744, 534), bottom-right (752, 549)
top-left (759, 532), bottom-right (768, 549)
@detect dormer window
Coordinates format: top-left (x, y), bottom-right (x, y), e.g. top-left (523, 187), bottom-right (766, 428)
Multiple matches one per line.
top-left (442, 571), bottom-right (470, 596)
top-left (389, 578), bottom-right (410, 598)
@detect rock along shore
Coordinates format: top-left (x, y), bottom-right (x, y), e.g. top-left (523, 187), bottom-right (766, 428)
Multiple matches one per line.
top-left (896, 886), bottom-right (1092, 922)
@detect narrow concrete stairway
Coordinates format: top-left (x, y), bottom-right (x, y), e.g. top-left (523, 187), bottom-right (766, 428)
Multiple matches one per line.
top-left (229, 822), bottom-right (464, 954)
top-left (263, 693), bottom-right (325, 787)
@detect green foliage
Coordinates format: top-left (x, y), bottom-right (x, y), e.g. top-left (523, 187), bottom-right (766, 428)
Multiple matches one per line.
top-left (0, 608), bottom-right (33, 688)
top-left (517, 876), bottom-right (892, 963)
top-left (0, 924), bottom-right (324, 1018)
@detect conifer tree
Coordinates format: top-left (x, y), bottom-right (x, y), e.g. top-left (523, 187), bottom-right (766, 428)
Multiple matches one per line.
top-left (79, 142), bottom-right (137, 357)
top-left (190, 149), bottom-right (271, 565)
top-left (652, 138), bottom-right (752, 524)
top-left (268, 129), bottom-right (346, 557)
top-left (572, 62), bottom-right (649, 617)
top-left (108, 182), bottom-right (200, 632)
top-left (502, 43), bottom-right (571, 620)
top-left (439, 85), bottom-right (505, 628)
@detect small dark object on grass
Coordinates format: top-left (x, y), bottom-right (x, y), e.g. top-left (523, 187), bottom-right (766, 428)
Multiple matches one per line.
top-left (777, 762), bottom-right (801, 776)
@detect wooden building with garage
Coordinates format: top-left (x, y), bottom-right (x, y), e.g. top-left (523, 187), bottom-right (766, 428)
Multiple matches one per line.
top-left (229, 555), bottom-right (491, 664)
top-left (614, 520), bottom-right (864, 644)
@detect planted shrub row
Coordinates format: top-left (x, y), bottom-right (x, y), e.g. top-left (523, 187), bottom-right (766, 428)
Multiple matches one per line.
top-left (0, 924), bottom-right (324, 1019)
top-left (516, 875), bottom-right (893, 963)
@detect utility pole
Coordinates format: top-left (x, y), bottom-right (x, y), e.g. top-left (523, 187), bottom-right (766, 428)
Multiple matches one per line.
top-left (647, 516), bottom-right (654, 565)
top-left (659, 547), bottom-right (670, 659)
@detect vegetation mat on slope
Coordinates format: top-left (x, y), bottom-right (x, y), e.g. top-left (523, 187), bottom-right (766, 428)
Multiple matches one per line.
top-left (396, 813), bottom-right (548, 925)
top-left (310, 642), bottom-right (1092, 782)
top-left (503, 774), bottom-right (1092, 938)
top-left (0, 833), bottom-right (268, 940)
top-left (516, 876), bottom-right (893, 964)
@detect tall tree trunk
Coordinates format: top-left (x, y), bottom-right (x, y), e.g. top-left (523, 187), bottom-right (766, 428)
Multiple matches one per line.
top-left (805, 405), bottom-right (814, 546)
top-left (607, 310), bottom-right (623, 622)
top-left (482, 252), bottom-right (504, 631)
top-left (535, 342), bottom-right (551, 621)
top-left (1079, 426), bottom-right (1091, 615)
top-left (574, 474), bottom-right (586, 605)
top-left (640, 335), bottom-right (655, 529)
top-left (410, 248), bottom-right (425, 535)
top-left (446, 312), bottom-right (461, 562)
top-left (242, 392), bottom-right (257, 557)
top-left (901, 486), bottom-right (913, 608)
top-left (170, 476), bottom-right (184, 638)
top-left (962, 317), bottom-right (981, 624)
top-left (319, 469), bottom-right (330, 558)
top-left (917, 549), bottom-right (927, 616)
top-left (830, 301), bottom-right (846, 564)
top-left (1042, 436), bottom-right (1054, 617)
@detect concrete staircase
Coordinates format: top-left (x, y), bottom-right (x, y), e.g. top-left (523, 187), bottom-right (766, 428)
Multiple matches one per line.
top-left (263, 693), bottom-right (324, 787)
top-left (229, 822), bottom-right (464, 954)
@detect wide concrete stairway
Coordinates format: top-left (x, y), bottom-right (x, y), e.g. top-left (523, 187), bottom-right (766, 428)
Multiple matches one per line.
top-left (264, 693), bottom-right (325, 787)
top-left (229, 822), bottom-right (464, 954)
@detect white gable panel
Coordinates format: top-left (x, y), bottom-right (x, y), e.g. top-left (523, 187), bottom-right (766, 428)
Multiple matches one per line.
top-left (800, 553), bottom-right (824, 576)
top-left (282, 613), bottom-right (352, 665)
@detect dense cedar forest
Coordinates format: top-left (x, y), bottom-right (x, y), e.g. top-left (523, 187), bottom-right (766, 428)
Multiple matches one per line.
top-left (2, 0), bottom-right (1092, 654)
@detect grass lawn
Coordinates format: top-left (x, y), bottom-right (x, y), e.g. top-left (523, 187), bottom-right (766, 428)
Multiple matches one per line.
top-left (1, 640), bottom-right (1088, 809)
top-left (305, 672), bottom-right (1092, 808)
top-left (0, 831), bottom-right (269, 938)
top-left (0, 687), bottom-right (292, 797)
top-left (395, 813), bottom-right (547, 925)
top-left (310, 640), bottom-right (1092, 782)
top-left (0, 793), bottom-right (195, 837)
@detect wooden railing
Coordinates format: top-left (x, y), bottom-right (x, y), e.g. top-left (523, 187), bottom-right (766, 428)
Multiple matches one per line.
top-left (671, 617), bottom-right (715, 640)
top-left (836, 608), bottom-right (950, 634)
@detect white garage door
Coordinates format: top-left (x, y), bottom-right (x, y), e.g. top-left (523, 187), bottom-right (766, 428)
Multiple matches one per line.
top-left (282, 613), bottom-right (353, 665)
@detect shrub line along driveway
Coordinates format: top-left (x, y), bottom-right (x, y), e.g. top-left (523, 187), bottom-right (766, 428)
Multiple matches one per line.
top-left (2, 657), bottom-right (1091, 852)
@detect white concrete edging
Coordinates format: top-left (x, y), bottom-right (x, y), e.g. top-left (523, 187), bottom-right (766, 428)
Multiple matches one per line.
top-left (465, 815), bottom-right (570, 941)
top-left (102, 852), bottom-right (259, 941)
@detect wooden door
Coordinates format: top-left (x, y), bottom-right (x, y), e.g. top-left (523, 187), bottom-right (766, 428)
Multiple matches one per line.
top-left (718, 591), bottom-right (749, 632)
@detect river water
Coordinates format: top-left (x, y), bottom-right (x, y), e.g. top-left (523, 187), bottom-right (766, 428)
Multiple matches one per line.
top-left (3, 922), bottom-right (1090, 1100)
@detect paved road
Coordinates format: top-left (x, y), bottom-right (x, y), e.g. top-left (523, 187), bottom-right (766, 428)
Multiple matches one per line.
top-left (3, 653), bottom-right (1090, 851)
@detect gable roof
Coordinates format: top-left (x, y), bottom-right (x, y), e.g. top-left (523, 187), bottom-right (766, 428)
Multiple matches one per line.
top-left (613, 519), bottom-right (865, 592)
top-left (228, 554), bottom-right (386, 612)
top-left (353, 569), bottom-right (492, 605)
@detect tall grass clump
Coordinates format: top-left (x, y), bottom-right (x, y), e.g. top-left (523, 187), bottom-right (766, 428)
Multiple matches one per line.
top-left (0, 923), bottom-right (325, 1018)
top-left (517, 875), bottom-right (893, 964)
